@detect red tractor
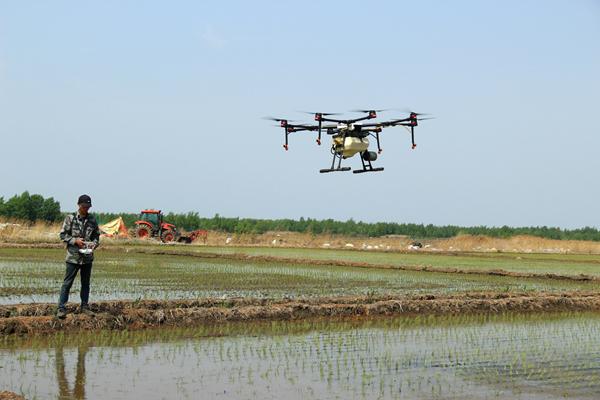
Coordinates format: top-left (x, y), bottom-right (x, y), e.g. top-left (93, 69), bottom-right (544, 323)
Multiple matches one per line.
top-left (133, 209), bottom-right (179, 242)
top-left (133, 209), bottom-right (208, 244)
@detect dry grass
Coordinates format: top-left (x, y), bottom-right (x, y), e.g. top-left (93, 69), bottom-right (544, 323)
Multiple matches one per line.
top-left (4, 217), bottom-right (600, 254)
top-left (0, 219), bottom-right (60, 243)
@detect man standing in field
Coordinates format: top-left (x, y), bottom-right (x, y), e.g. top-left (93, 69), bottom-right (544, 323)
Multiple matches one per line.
top-left (56, 194), bottom-right (100, 319)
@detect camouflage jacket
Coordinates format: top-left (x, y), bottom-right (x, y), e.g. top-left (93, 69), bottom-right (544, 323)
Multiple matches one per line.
top-left (59, 212), bottom-right (100, 264)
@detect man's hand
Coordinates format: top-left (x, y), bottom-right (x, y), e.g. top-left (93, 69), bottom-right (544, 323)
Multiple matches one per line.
top-left (74, 239), bottom-right (85, 248)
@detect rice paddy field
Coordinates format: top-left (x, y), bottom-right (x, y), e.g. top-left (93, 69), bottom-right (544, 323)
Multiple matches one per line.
top-left (2, 246), bottom-right (600, 399)
top-left (3, 313), bottom-right (600, 399)
top-left (1, 247), bottom-right (600, 304)
top-left (191, 245), bottom-right (600, 277)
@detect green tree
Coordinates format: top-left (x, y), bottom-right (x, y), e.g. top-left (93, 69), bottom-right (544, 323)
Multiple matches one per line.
top-left (0, 191), bottom-right (62, 222)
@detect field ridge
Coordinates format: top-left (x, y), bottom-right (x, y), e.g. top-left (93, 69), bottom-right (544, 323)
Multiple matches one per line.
top-left (3, 291), bottom-right (600, 336)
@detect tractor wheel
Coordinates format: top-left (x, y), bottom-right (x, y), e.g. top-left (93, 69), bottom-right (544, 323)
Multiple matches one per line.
top-left (161, 230), bottom-right (176, 243)
top-left (135, 225), bottom-right (152, 239)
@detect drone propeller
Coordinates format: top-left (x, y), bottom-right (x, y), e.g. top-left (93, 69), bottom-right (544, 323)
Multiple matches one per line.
top-left (397, 108), bottom-right (432, 116)
top-left (264, 116), bottom-right (300, 129)
top-left (350, 109), bottom-right (389, 113)
top-left (299, 111), bottom-right (340, 116)
top-left (263, 116), bottom-right (297, 123)
top-left (349, 109), bottom-right (389, 120)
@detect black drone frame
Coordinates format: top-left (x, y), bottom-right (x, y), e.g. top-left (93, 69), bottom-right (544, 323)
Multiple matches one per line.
top-left (269, 110), bottom-right (430, 173)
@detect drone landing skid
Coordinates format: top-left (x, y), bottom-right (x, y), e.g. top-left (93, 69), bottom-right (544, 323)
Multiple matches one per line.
top-left (320, 151), bottom-right (352, 174)
top-left (353, 152), bottom-right (384, 174)
top-left (353, 167), bottom-right (384, 174)
top-left (319, 167), bottom-right (351, 173)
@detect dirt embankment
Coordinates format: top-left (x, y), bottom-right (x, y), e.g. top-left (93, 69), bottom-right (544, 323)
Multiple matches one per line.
top-left (2, 292), bottom-right (600, 336)
top-left (0, 392), bottom-right (25, 400)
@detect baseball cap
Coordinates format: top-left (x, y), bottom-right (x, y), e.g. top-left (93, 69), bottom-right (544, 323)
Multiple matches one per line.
top-left (78, 194), bottom-right (92, 206)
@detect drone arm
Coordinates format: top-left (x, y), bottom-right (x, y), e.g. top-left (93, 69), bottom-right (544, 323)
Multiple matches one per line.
top-left (317, 120), bottom-right (322, 145)
top-left (409, 114), bottom-right (419, 149)
top-left (362, 118), bottom-right (405, 128)
top-left (385, 118), bottom-right (411, 127)
top-left (349, 115), bottom-right (372, 123)
top-left (281, 123), bottom-right (326, 149)
top-left (283, 127), bottom-right (289, 150)
top-left (383, 123), bottom-right (417, 149)
top-left (367, 123), bottom-right (416, 149)
top-left (320, 116), bottom-right (344, 124)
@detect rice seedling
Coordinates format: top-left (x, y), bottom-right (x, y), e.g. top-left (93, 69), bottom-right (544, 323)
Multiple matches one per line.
top-left (1, 249), bottom-right (599, 305)
top-left (186, 245), bottom-right (600, 277)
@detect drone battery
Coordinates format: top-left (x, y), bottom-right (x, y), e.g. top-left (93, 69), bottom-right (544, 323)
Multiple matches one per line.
top-left (362, 151), bottom-right (378, 161)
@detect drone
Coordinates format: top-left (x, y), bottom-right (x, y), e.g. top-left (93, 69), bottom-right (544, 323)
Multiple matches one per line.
top-left (267, 109), bottom-right (432, 173)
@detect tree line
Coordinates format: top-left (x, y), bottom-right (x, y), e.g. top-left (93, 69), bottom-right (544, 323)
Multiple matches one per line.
top-left (2, 192), bottom-right (600, 241)
top-left (94, 211), bottom-right (600, 242)
top-left (0, 192), bottom-right (62, 222)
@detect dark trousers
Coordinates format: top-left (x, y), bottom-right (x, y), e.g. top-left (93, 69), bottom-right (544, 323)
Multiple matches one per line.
top-left (58, 262), bottom-right (92, 310)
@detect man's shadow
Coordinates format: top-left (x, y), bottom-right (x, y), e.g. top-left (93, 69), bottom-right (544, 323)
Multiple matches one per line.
top-left (55, 345), bottom-right (88, 400)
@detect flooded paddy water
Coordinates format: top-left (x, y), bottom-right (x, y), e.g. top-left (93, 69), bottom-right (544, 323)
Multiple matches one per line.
top-left (2, 312), bottom-right (600, 399)
top-left (2, 248), bottom-right (600, 398)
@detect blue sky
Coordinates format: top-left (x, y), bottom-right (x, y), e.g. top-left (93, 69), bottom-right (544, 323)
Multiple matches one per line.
top-left (0, 1), bottom-right (598, 228)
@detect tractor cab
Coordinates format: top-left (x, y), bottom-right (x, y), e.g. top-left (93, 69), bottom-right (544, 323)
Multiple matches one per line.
top-left (139, 209), bottom-right (162, 228)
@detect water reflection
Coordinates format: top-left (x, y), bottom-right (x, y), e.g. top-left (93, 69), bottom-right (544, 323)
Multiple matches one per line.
top-left (55, 346), bottom-right (88, 400)
top-left (2, 313), bottom-right (600, 399)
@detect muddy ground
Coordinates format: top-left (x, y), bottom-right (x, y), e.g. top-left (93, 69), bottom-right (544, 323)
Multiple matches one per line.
top-left (0, 392), bottom-right (25, 400)
top-left (3, 292), bottom-right (600, 336)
